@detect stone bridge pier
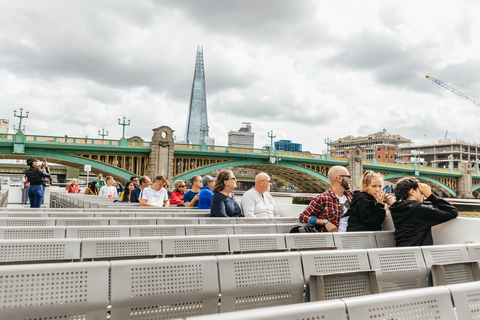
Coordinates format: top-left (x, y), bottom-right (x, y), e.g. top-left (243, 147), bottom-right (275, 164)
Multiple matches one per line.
top-left (147, 126), bottom-right (175, 181)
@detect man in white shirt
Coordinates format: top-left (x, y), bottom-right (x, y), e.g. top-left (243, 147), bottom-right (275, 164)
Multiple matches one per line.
top-left (140, 174), bottom-right (170, 207)
top-left (98, 176), bottom-right (118, 198)
top-left (241, 172), bottom-right (278, 218)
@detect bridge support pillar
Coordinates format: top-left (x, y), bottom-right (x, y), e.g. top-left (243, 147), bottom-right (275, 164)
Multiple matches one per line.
top-left (457, 160), bottom-right (474, 199)
top-left (346, 146), bottom-right (364, 190)
top-left (147, 126), bottom-right (175, 182)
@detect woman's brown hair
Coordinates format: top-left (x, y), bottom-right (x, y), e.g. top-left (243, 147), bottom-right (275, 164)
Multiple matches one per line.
top-left (213, 170), bottom-right (233, 193)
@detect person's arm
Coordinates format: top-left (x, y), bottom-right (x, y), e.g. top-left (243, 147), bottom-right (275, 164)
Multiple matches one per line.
top-left (211, 194), bottom-right (228, 217)
top-left (421, 194), bottom-right (458, 226)
top-left (240, 192), bottom-right (256, 217)
top-left (140, 198), bottom-right (158, 207)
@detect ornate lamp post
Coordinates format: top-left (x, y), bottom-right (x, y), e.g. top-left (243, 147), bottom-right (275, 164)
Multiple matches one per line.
top-left (98, 129), bottom-right (109, 140)
top-left (267, 130), bottom-right (278, 164)
top-left (13, 108), bottom-right (29, 134)
top-left (118, 117), bottom-right (130, 140)
top-left (324, 137), bottom-right (331, 160)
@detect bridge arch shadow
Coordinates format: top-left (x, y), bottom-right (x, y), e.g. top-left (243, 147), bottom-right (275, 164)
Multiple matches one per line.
top-left (174, 159), bottom-right (331, 193)
top-left (384, 173), bottom-right (456, 198)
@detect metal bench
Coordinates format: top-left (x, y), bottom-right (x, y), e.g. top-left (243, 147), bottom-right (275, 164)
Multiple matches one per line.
top-left (228, 234), bottom-right (286, 253)
top-left (81, 236), bottom-right (162, 260)
top-left (0, 238), bottom-right (81, 263)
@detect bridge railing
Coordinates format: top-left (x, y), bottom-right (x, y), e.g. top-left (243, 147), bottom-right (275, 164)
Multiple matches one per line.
top-left (0, 134), bottom-right (151, 148)
top-left (363, 160), bottom-right (462, 174)
top-left (174, 143), bottom-right (348, 161)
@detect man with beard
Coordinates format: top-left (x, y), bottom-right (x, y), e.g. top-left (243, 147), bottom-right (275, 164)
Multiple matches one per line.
top-left (298, 166), bottom-right (353, 232)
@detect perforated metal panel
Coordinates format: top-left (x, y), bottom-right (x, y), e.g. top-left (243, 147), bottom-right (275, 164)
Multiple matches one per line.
top-left (0, 261), bottom-right (109, 320)
top-left (421, 244), bottom-right (471, 268)
top-left (0, 218), bottom-right (56, 226)
top-left (163, 235), bottom-right (229, 256)
top-left (5, 212), bottom-right (47, 218)
top-left (228, 234), bottom-right (286, 253)
top-left (182, 299), bottom-right (348, 320)
top-left (156, 217), bottom-right (199, 225)
top-left (56, 218), bottom-right (109, 226)
top-left (432, 261), bottom-right (480, 286)
top-left (185, 225), bottom-right (234, 235)
top-left (66, 226), bottom-right (129, 238)
top-left (285, 233), bottom-right (335, 250)
top-left (332, 232), bottom-right (377, 249)
top-left (0, 239), bottom-right (81, 262)
top-left (301, 249), bottom-right (370, 301)
top-left (466, 243), bottom-right (480, 261)
top-left (310, 271), bottom-right (378, 301)
top-left (198, 218), bottom-right (236, 224)
top-left (233, 224), bottom-right (277, 234)
top-left (0, 226), bottom-right (66, 239)
top-left (235, 218), bottom-right (271, 224)
top-left (131, 225), bottom-right (186, 237)
top-left (446, 281), bottom-right (480, 320)
top-left (81, 237), bottom-right (162, 259)
top-left (374, 231), bottom-right (396, 247)
top-left (343, 286), bottom-right (457, 320)
top-left (95, 213), bottom-right (136, 218)
top-left (218, 252), bottom-right (304, 312)
top-left (110, 256), bottom-right (219, 320)
top-left (109, 218), bottom-right (156, 225)
top-left (367, 247), bottom-right (428, 292)
top-left (49, 213), bottom-right (95, 218)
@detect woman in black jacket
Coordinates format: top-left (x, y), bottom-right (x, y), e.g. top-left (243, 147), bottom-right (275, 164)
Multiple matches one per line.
top-left (24, 157), bottom-right (50, 208)
top-left (347, 171), bottom-right (394, 231)
top-left (389, 177), bottom-right (458, 247)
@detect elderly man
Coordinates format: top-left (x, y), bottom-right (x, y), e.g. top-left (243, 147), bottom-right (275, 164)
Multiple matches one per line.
top-left (140, 175), bottom-right (169, 207)
top-left (299, 166), bottom-right (353, 232)
top-left (241, 172), bottom-right (278, 218)
top-left (65, 178), bottom-right (81, 193)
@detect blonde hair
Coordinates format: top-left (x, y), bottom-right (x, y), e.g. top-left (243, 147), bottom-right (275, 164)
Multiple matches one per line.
top-left (360, 171), bottom-right (383, 191)
top-left (174, 180), bottom-right (184, 191)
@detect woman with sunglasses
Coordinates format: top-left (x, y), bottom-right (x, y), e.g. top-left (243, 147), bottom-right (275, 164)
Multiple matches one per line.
top-left (210, 169), bottom-right (241, 217)
top-left (170, 179), bottom-right (200, 207)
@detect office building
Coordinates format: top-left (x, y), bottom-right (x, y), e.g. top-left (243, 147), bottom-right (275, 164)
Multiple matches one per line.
top-left (398, 139), bottom-right (480, 169)
top-left (330, 129), bottom-right (411, 162)
top-left (275, 140), bottom-right (302, 152)
top-left (228, 123), bottom-right (254, 148)
top-left (184, 45), bottom-right (214, 145)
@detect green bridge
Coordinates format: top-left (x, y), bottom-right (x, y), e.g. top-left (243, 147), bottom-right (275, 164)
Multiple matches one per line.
top-left (1, 126), bottom-right (479, 198)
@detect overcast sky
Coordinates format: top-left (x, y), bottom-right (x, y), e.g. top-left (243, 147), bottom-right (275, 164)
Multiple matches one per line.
top-left (1, 0), bottom-right (479, 153)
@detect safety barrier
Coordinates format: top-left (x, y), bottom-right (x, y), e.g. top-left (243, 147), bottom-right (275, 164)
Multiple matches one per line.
top-left (1, 249), bottom-right (479, 320)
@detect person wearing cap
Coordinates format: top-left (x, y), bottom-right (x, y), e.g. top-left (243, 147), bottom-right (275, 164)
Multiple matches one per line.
top-left (183, 175), bottom-right (202, 207)
top-left (198, 175), bottom-right (215, 209)
top-left (92, 173), bottom-right (106, 191)
top-left (24, 157), bottom-right (51, 208)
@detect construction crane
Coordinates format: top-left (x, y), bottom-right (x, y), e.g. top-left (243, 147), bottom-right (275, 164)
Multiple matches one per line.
top-left (426, 75), bottom-right (480, 107)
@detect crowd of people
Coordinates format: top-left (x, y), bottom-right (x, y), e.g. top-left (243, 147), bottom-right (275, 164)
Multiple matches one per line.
top-left (24, 156), bottom-right (458, 247)
top-left (298, 165), bottom-right (458, 247)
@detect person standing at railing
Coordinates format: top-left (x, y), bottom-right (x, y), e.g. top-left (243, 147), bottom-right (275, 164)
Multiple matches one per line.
top-left (21, 176), bottom-right (30, 204)
top-left (24, 157), bottom-right (51, 208)
top-left (389, 177), bottom-right (458, 247)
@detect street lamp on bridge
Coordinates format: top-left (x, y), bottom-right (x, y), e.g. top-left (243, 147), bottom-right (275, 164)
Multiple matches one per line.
top-left (324, 137), bottom-right (331, 160)
top-left (118, 117), bottom-right (130, 140)
top-left (98, 129), bottom-right (109, 140)
top-left (267, 130), bottom-right (278, 164)
top-left (13, 108), bottom-right (29, 134)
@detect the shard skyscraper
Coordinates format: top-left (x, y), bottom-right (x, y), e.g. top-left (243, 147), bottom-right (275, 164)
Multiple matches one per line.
top-left (184, 45), bottom-right (214, 145)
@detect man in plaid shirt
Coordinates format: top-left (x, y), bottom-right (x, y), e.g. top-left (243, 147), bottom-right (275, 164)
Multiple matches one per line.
top-left (299, 166), bottom-right (354, 232)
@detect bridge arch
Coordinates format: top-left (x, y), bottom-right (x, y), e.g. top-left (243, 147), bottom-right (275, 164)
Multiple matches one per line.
top-left (174, 159), bottom-right (331, 192)
top-left (3, 152), bottom-right (134, 182)
top-left (383, 173), bottom-right (456, 197)
top-left (473, 184), bottom-right (480, 193)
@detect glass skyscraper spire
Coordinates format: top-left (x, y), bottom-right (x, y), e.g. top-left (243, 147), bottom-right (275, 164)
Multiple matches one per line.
top-left (184, 45), bottom-right (213, 145)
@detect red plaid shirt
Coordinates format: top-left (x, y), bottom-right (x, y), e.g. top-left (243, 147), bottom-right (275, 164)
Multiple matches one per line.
top-left (299, 188), bottom-right (354, 232)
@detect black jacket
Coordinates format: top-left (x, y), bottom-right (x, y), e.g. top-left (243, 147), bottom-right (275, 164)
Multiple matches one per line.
top-left (346, 191), bottom-right (386, 231)
top-left (25, 167), bottom-right (50, 185)
top-left (389, 194), bottom-right (458, 247)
